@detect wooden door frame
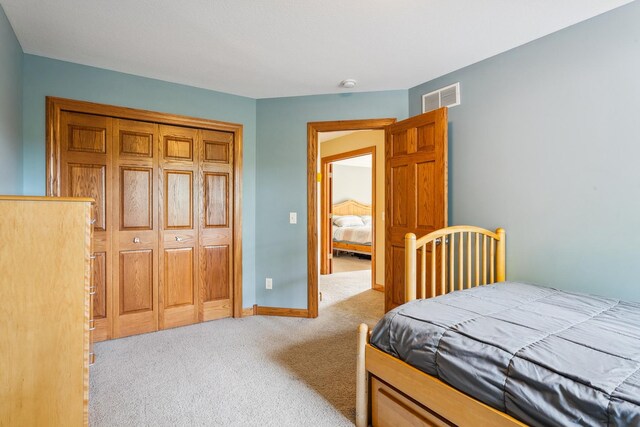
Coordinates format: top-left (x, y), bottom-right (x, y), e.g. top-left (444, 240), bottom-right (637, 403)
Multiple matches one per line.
top-left (320, 146), bottom-right (377, 289)
top-left (45, 96), bottom-right (244, 318)
top-left (307, 118), bottom-right (396, 318)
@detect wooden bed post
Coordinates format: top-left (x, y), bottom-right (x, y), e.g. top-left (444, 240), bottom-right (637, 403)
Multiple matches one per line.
top-left (496, 228), bottom-right (506, 282)
top-left (356, 323), bottom-right (369, 427)
top-left (405, 233), bottom-right (417, 302)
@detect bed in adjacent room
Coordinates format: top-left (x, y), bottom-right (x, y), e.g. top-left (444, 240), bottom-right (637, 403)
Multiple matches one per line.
top-left (356, 226), bottom-right (640, 427)
top-left (332, 199), bottom-right (372, 255)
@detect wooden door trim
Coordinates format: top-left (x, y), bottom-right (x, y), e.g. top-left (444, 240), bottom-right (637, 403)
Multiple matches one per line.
top-left (307, 118), bottom-right (396, 318)
top-left (320, 146), bottom-right (376, 290)
top-left (46, 96), bottom-right (244, 319)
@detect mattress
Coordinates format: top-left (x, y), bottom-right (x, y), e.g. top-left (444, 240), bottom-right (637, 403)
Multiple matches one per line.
top-left (333, 224), bottom-right (372, 245)
top-left (370, 282), bottom-right (640, 426)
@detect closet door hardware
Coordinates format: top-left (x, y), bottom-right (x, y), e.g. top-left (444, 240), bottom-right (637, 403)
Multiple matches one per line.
top-left (133, 237), bottom-right (140, 243)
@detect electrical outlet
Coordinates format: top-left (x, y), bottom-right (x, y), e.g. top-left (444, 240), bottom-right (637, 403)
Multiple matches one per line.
top-left (265, 278), bottom-right (273, 289)
top-left (289, 212), bottom-right (297, 224)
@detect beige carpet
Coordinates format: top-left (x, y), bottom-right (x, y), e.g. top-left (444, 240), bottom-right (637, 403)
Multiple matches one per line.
top-left (89, 270), bottom-right (383, 426)
top-left (331, 254), bottom-right (371, 273)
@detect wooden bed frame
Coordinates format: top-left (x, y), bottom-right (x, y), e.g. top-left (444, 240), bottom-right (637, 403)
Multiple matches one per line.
top-left (332, 199), bottom-right (372, 255)
top-left (356, 226), bottom-right (525, 427)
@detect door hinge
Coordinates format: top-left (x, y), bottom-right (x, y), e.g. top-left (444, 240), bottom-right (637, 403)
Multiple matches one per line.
top-left (328, 253), bottom-right (333, 259)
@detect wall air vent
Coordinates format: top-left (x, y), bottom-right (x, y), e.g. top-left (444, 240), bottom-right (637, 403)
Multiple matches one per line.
top-left (422, 82), bottom-right (460, 113)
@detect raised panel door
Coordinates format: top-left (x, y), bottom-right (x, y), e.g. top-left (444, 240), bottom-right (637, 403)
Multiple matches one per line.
top-left (59, 111), bottom-right (113, 341)
top-left (159, 125), bottom-right (199, 329)
top-left (112, 119), bottom-right (159, 338)
top-left (385, 108), bottom-right (448, 312)
top-left (199, 129), bottom-right (234, 321)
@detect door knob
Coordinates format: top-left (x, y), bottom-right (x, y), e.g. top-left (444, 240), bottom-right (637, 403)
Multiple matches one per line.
top-left (175, 236), bottom-right (183, 242)
top-left (133, 237), bottom-right (140, 243)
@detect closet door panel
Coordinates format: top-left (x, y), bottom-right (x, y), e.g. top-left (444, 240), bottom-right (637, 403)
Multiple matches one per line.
top-left (203, 245), bottom-right (230, 301)
top-left (164, 248), bottom-right (195, 308)
top-left (59, 111), bottom-right (113, 341)
top-left (92, 251), bottom-right (107, 319)
top-left (204, 173), bottom-right (229, 227)
top-left (121, 167), bottom-right (153, 229)
top-left (68, 164), bottom-right (107, 231)
top-left (159, 125), bottom-right (199, 329)
top-left (200, 129), bottom-right (234, 321)
top-left (119, 250), bottom-right (154, 313)
top-left (112, 119), bottom-right (159, 338)
top-left (164, 170), bottom-right (193, 229)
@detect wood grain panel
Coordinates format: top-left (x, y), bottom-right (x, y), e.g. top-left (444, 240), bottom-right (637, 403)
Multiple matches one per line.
top-left (204, 173), bottom-right (228, 227)
top-left (164, 248), bottom-right (194, 308)
top-left (417, 123), bottom-right (436, 153)
top-left (391, 130), bottom-right (408, 156)
top-left (204, 140), bottom-right (230, 163)
top-left (92, 252), bottom-right (107, 319)
top-left (165, 171), bottom-right (193, 228)
top-left (392, 245), bottom-right (406, 306)
top-left (391, 165), bottom-right (408, 227)
top-left (120, 131), bottom-right (153, 157)
top-left (164, 137), bottom-right (193, 160)
top-left (120, 167), bottom-right (152, 230)
top-left (119, 250), bottom-right (153, 314)
top-left (69, 164), bottom-right (106, 231)
top-left (417, 161), bottom-right (435, 229)
top-left (68, 125), bottom-right (106, 153)
top-left (203, 245), bottom-right (229, 301)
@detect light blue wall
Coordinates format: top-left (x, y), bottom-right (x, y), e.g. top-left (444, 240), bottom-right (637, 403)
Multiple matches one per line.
top-left (408, 1), bottom-right (640, 302)
top-left (255, 91), bottom-right (408, 308)
top-left (22, 54), bottom-right (257, 305)
top-left (0, 5), bottom-right (22, 194)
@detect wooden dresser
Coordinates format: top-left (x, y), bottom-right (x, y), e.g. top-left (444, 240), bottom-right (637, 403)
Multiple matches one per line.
top-left (0, 196), bottom-right (93, 426)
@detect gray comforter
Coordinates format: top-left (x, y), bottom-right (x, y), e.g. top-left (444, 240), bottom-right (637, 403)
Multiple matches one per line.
top-left (370, 282), bottom-right (640, 426)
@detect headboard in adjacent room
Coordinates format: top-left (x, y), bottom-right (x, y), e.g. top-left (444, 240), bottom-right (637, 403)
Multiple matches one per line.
top-left (332, 199), bottom-right (371, 217)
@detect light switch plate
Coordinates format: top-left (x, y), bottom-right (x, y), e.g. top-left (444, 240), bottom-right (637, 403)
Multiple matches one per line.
top-left (289, 212), bottom-right (297, 224)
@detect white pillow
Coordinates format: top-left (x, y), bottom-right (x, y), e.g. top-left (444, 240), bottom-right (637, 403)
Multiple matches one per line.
top-left (360, 215), bottom-right (372, 225)
top-left (333, 215), bottom-right (365, 227)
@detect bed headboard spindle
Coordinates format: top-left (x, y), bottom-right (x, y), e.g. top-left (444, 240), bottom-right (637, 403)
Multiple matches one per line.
top-left (405, 226), bottom-right (505, 302)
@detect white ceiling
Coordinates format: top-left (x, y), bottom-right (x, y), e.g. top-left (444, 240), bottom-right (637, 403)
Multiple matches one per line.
top-left (334, 154), bottom-right (372, 168)
top-left (1, 0), bottom-right (633, 99)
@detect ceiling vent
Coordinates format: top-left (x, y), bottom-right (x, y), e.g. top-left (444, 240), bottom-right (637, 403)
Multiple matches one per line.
top-left (422, 82), bottom-right (460, 113)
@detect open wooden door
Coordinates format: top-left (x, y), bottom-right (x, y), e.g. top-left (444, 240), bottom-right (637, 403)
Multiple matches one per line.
top-left (385, 107), bottom-right (448, 312)
top-left (327, 163), bottom-right (334, 273)
top-left (320, 162), bottom-right (334, 275)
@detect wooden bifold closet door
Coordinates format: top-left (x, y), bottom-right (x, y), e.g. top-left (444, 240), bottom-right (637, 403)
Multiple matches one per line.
top-left (112, 119), bottom-right (159, 337)
top-left (49, 98), bottom-right (242, 341)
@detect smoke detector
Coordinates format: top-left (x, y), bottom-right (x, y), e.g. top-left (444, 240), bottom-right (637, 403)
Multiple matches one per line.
top-left (339, 79), bottom-right (357, 89)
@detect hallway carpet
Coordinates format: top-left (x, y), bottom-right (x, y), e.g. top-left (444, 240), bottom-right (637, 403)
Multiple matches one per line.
top-left (90, 269), bottom-right (384, 426)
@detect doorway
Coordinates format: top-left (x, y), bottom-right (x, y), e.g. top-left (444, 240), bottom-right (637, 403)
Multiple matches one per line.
top-left (320, 146), bottom-right (375, 281)
top-left (307, 118), bottom-right (396, 318)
